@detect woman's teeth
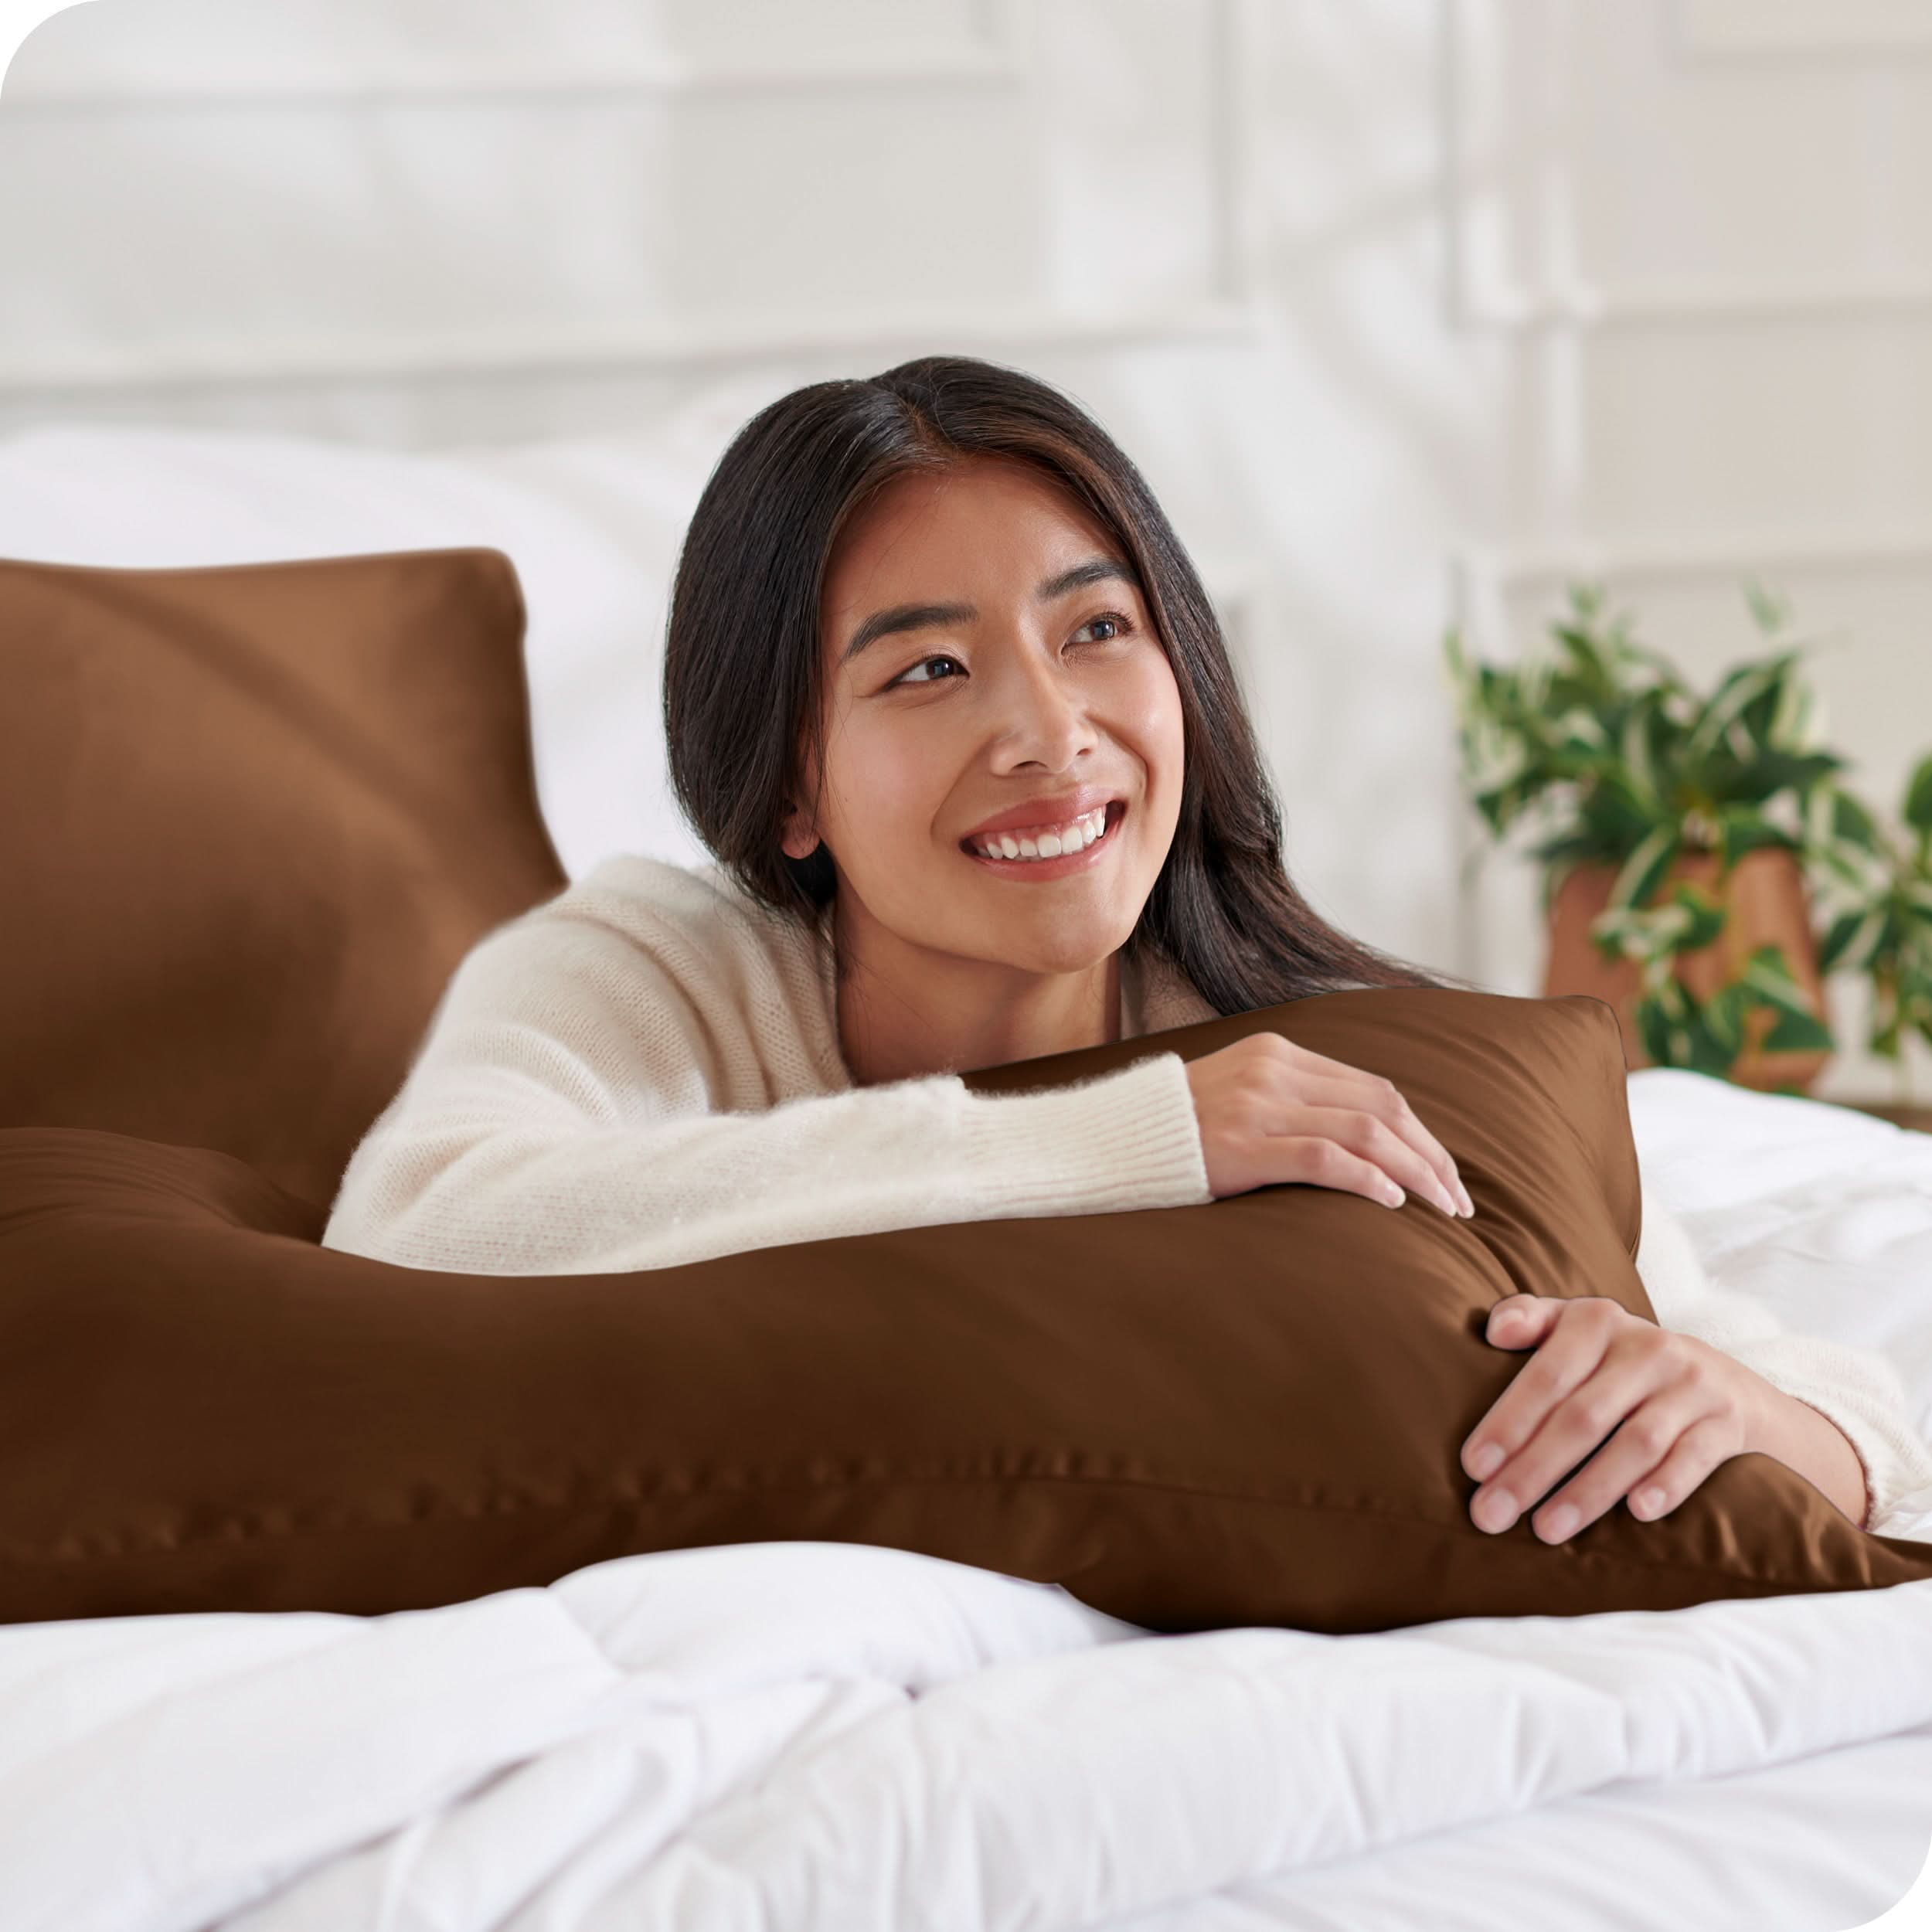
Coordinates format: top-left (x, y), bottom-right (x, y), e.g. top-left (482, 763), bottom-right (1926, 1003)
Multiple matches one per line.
top-left (970, 805), bottom-right (1110, 862)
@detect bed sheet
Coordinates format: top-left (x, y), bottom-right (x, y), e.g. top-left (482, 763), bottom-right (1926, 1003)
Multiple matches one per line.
top-left (1629, 1069), bottom-right (1932, 1464)
top-left (0, 1076), bottom-right (1929, 1932)
top-left (1113, 1720), bottom-right (1932, 1932)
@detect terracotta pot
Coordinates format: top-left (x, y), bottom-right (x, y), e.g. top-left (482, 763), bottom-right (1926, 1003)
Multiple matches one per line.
top-left (1541, 845), bottom-right (1832, 1093)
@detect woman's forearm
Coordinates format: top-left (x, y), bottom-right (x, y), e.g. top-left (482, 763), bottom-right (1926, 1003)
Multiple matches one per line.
top-left (1747, 1386), bottom-right (1870, 1529)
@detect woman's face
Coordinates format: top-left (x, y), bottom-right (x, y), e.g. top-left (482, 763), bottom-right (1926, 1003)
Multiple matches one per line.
top-left (787, 454), bottom-right (1185, 979)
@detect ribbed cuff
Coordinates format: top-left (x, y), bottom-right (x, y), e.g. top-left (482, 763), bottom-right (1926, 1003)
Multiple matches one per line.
top-left (1822, 1403), bottom-right (1932, 1532)
top-left (1761, 1370), bottom-right (1932, 1530)
top-left (957, 1049), bottom-right (1211, 1217)
top-left (1728, 1332), bottom-right (1932, 1532)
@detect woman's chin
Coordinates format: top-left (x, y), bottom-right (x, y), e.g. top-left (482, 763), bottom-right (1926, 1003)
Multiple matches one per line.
top-left (976, 912), bottom-right (1138, 979)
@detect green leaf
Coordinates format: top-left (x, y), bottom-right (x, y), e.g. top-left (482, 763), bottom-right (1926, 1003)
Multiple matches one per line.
top-left (1684, 1017), bottom-right (1740, 1077)
top-left (1702, 981), bottom-right (1750, 1053)
top-left (1900, 962), bottom-right (1932, 1023)
top-left (1743, 579), bottom-right (1791, 637)
top-left (1832, 789), bottom-right (1883, 849)
top-left (1818, 906), bottom-right (1884, 974)
top-left (1576, 769), bottom-right (1668, 852)
top-left (1905, 754), bottom-right (1932, 836)
top-left (1714, 806), bottom-right (1796, 868)
top-left (1764, 672), bottom-right (1818, 752)
top-left (1682, 655), bottom-right (1802, 768)
top-left (1737, 944), bottom-right (1817, 1015)
top-left (1591, 899), bottom-right (1686, 962)
top-left (1607, 824), bottom-right (1681, 913)
top-left (1760, 1006), bottom-right (1835, 1053)
top-left (1813, 839), bottom-right (1885, 896)
top-left (1876, 902), bottom-right (1906, 961)
top-left (1668, 882), bottom-right (1730, 951)
top-left (1617, 705), bottom-right (1664, 811)
top-left (1551, 623), bottom-right (1611, 686)
top-left (1708, 748), bottom-right (1845, 808)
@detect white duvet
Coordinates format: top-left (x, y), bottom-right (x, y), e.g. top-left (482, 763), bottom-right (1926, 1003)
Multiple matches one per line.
top-left (6, 1068), bottom-right (1932, 1932)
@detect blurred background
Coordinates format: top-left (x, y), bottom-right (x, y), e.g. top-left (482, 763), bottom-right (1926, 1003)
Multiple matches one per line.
top-left (5, 0), bottom-right (1930, 1106)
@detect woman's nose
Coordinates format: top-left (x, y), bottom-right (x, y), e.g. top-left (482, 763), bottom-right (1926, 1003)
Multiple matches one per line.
top-left (992, 649), bottom-right (1095, 767)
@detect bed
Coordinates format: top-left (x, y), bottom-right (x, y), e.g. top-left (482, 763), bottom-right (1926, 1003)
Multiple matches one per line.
top-left (0, 1070), bottom-right (1923, 1931)
top-left (2, 420), bottom-right (1929, 1931)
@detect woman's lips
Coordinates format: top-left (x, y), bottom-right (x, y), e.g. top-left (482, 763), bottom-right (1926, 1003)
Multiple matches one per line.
top-left (961, 799), bottom-right (1125, 877)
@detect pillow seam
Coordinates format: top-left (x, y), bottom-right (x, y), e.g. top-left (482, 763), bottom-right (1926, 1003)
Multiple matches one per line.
top-left (0, 1463), bottom-right (1865, 1595)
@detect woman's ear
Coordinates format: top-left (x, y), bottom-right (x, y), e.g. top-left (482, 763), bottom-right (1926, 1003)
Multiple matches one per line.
top-left (779, 802), bottom-right (821, 862)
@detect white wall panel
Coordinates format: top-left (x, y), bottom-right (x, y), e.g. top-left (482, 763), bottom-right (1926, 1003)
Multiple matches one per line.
top-left (3, 0), bottom-right (1011, 98)
top-left (1447, 0), bottom-right (1932, 324)
top-left (1678, 0), bottom-right (1932, 56)
top-left (1555, 325), bottom-right (1932, 536)
top-left (0, 0), bottom-right (1238, 398)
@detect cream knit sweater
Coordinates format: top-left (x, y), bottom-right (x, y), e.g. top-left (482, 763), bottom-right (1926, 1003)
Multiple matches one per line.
top-left (322, 854), bottom-right (1932, 1535)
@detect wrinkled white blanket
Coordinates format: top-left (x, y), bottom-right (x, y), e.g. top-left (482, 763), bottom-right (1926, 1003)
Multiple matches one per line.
top-left (3, 1069), bottom-right (1931, 1932)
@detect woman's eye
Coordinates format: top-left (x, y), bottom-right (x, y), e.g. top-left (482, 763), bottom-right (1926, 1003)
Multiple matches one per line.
top-left (891, 654), bottom-right (964, 689)
top-left (888, 617), bottom-right (1130, 689)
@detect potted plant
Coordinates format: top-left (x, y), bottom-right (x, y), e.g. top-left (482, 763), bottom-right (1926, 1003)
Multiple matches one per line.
top-left (1442, 580), bottom-right (1850, 1093)
top-left (1804, 753), bottom-right (1932, 1106)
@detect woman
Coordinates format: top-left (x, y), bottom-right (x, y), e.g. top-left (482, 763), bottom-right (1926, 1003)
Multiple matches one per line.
top-left (323, 355), bottom-right (1932, 1543)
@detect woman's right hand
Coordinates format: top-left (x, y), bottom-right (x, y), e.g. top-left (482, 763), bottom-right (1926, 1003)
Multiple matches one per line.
top-left (1182, 1032), bottom-right (1475, 1219)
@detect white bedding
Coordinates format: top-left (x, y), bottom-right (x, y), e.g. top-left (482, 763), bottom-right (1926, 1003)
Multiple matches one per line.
top-left (2, 1068), bottom-right (1930, 1932)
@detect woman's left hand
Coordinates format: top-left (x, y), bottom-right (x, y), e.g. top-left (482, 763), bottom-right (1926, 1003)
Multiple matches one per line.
top-left (1460, 1294), bottom-right (1774, 1544)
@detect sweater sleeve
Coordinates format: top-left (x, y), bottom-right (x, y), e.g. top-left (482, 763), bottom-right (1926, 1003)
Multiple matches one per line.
top-left (1634, 1182), bottom-right (1932, 1535)
top-left (321, 907), bottom-right (1212, 1278)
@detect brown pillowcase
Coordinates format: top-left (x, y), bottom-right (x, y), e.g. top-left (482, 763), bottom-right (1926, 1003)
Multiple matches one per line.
top-left (0, 549), bottom-right (568, 1215)
top-left (2, 989), bottom-right (1927, 1631)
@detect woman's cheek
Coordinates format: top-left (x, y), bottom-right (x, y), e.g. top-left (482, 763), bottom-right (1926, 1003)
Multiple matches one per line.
top-left (830, 720), bottom-right (950, 855)
top-left (1115, 651), bottom-right (1187, 815)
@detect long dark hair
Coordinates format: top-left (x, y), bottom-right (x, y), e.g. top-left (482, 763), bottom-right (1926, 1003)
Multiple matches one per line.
top-left (662, 354), bottom-right (1479, 1015)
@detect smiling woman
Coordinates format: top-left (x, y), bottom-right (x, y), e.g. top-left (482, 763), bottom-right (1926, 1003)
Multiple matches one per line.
top-left (662, 356), bottom-right (1468, 1064)
top-left (321, 354), bottom-right (1932, 1546)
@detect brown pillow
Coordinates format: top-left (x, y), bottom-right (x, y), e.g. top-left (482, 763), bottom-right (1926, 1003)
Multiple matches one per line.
top-left (2, 989), bottom-right (1927, 1631)
top-left (0, 549), bottom-right (568, 1215)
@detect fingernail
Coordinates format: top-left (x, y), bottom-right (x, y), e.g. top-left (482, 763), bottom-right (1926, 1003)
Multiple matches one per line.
top-left (1475, 1489), bottom-right (1519, 1533)
top-left (1634, 1487), bottom-right (1665, 1519)
top-left (1457, 1183), bottom-right (1475, 1217)
top-left (1540, 1504), bottom-right (1579, 1542)
top-left (1381, 1184), bottom-right (1405, 1208)
top-left (1469, 1441), bottom-right (1503, 1480)
top-left (1435, 1185), bottom-right (1460, 1218)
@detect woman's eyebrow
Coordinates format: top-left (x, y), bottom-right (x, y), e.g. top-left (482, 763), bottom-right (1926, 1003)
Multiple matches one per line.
top-left (842, 600), bottom-right (976, 665)
top-left (1036, 556), bottom-right (1135, 602)
top-left (842, 556), bottom-right (1136, 665)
